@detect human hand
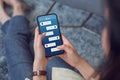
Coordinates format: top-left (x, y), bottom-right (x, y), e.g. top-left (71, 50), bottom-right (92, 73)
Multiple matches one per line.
top-left (57, 34), bottom-right (82, 68)
top-left (33, 27), bottom-right (47, 70)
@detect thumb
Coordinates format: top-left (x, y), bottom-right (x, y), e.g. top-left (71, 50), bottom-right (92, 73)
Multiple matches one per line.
top-left (57, 45), bottom-right (71, 53)
top-left (37, 33), bottom-right (46, 46)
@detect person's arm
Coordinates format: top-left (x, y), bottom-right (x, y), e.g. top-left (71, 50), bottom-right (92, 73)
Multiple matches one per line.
top-left (33, 60), bottom-right (47, 80)
top-left (75, 58), bottom-right (100, 80)
top-left (33, 27), bottom-right (100, 80)
top-left (57, 34), bottom-right (100, 80)
top-left (33, 27), bottom-right (47, 80)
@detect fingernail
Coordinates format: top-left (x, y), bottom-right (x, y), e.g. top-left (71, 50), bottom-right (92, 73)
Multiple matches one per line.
top-left (57, 46), bottom-right (61, 49)
top-left (42, 33), bottom-right (45, 35)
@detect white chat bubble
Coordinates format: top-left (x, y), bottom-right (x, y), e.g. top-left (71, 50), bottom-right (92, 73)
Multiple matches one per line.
top-left (48, 36), bottom-right (60, 42)
top-left (51, 47), bottom-right (60, 52)
top-left (46, 31), bottom-right (54, 36)
top-left (45, 42), bottom-right (56, 48)
top-left (40, 21), bottom-right (51, 26)
top-left (46, 25), bottom-right (58, 30)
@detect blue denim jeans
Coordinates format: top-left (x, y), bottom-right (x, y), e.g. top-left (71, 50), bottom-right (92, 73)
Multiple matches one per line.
top-left (1, 16), bottom-right (80, 80)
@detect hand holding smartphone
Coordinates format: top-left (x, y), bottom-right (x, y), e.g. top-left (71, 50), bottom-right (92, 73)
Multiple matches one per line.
top-left (37, 13), bottom-right (64, 57)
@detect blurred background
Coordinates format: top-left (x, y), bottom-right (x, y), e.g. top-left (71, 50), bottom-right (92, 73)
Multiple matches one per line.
top-left (0, 0), bottom-right (106, 80)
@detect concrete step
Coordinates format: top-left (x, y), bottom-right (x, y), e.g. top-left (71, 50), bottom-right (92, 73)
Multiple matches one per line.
top-left (49, 2), bottom-right (90, 27)
top-left (84, 14), bottom-right (105, 35)
top-left (60, 27), bottom-right (105, 69)
top-left (49, 2), bottom-right (105, 35)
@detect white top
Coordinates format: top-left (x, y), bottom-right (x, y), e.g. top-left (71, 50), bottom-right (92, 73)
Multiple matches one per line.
top-left (52, 67), bottom-right (85, 80)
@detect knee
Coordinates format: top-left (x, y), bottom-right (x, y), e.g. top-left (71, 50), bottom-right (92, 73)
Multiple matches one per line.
top-left (5, 31), bottom-right (29, 39)
top-left (4, 32), bottom-right (28, 44)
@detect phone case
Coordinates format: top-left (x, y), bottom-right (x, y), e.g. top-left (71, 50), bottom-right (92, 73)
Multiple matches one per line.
top-left (37, 13), bottom-right (64, 57)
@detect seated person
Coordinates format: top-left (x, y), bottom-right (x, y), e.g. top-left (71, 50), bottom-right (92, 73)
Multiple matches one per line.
top-left (0, 0), bottom-right (120, 80)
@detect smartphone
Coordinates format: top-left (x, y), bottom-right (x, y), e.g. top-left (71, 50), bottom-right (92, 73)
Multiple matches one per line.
top-left (37, 13), bottom-right (64, 57)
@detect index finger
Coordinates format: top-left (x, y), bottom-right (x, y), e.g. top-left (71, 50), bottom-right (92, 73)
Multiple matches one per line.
top-left (61, 34), bottom-right (74, 48)
top-left (34, 27), bottom-right (39, 44)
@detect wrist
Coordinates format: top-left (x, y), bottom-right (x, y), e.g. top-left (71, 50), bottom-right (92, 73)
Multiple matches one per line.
top-left (33, 61), bottom-right (47, 71)
top-left (74, 58), bottom-right (96, 80)
top-left (32, 70), bottom-right (47, 80)
top-left (75, 58), bottom-right (84, 69)
top-left (33, 75), bottom-right (46, 80)
top-left (33, 65), bottom-right (46, 71)
top-left (73, 55), bottom-right (82, 68)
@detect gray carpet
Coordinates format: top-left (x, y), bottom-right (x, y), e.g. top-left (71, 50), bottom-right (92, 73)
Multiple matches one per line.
top-left (0, 0), bottom-right (105, 80)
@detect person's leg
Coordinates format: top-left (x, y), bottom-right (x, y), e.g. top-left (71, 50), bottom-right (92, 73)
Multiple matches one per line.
top-left (4, 16), bottom-right (33, 80)
top-left (1, 0), bottom-right (33, 80)
top-left (46, 57), bottom-right (81, 80)
top-left (29, 35), bottom-right (34, 56)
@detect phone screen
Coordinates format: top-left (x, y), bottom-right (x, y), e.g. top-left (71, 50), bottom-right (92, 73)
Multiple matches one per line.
top-left (37, 14), bottom-right (64, 57)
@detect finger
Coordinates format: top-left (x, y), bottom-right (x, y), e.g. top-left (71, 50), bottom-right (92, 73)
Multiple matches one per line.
top-left (47, 56), bottom-right (55, 60)
top-left (37, 33), bottom-right (46, 46)
top-left (61, 34), bottom-right (74, 48)
top-left (61, 34), bottom-right (71, 44)
top-left (58, 53), bottom-right (66, 61)
top-left (34, 27), bottom-right (39, 45)
top-left (57, 44), bottom-right (72, 53)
